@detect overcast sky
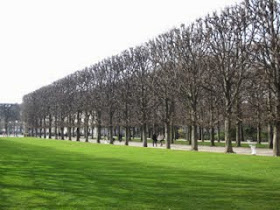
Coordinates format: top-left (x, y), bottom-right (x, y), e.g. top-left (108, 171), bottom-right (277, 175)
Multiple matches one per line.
top-left (0, 0), bottom-right (243, 104)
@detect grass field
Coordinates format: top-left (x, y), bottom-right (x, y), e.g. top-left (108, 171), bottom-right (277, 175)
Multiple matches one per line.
top-left (0, 137), bottom-right (279, 209)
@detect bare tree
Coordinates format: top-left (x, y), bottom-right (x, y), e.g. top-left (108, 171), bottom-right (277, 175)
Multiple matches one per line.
top-left (252, 0), bottom-right (280, 156)
top-left (174, 20), bottom-right (208, 151)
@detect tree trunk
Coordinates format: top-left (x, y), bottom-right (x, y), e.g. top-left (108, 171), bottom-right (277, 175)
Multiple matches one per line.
top-left (68, 115), bottom-right (72, 141)
top-left (241, 123), bottom-right (245, 142)
top-left (217, 121), bottom-right (221, 143)
top-left (35, 125), bottom-right (38, 137)
top-left (109, 112), bottom-right (114, 144)
top-left (188, 125), bottom-right (192, 145)
top-left (72, 118), bottom-right (75, 137)
top-left (201, 127), bottom-right (204, 142)
top-left (257, 122), bottom-right (261, 144)
top-left (96, 111), bottom-right (101, 143)
top-left (198, 126), bottom-right (202, 140)
top-left (235, 95), bottom-right (241, 147)
top-left (140, 126), bottom-right (143, 142)
top-left (97, 125), bottom-right (101, 143)
top-left (172, 125), bottom-right (176, 142)
top-left (60, 117), bottom-right (64, 140)
top-left (225, 115), bottom-right (234, 153)
top-left (165, 98), bottom-right (171, 149)
top-left (273, 123), bottom-right (280, 156)
top-left (91, 127), bottom-right (94, 139)
top-left (48, 114), bottom-right (52, 139)
top-left (165, 122), bottom-right (171, 149)
top-left (267, 90), bottom-right (273, 149)
top-left (210, 127), bottom-right (215, 146)
top-left (142, 123), bottom-right (147, 147)
top-left (191, 105), bottom-right (198, 150)
top-left (257, 102), bottom-right (261, 144)
top-left (191, 124), bottom-right (198, 150)
top-left (84, 113), bottom-right (89, 142)
top-left (125, 126), bottom-right (130, 146)
top-left (210, 102), bottom-right (214, 146)
top-left (76, 111), bottom-right (80, 141)
top-left (132, 127), bottom-right (135, 139)
top-left (4, 120), bottom-right (8, 136)
top-left (60, 126), bottom-right (64, 140)
top-left (43, 117), bottom-right (46, 138)
top-left (118, 126), bottom-right (121, 141)
top-left (273, 98), bottom-right (280, 156)
top-left (236, 122), bottom-right (241, 147)
top-left (39, 119), bottom-right (42, 138)
top-left (268, 123), bottom-right (273, 149)
top-left (54, 115), bottom-right (58, 139)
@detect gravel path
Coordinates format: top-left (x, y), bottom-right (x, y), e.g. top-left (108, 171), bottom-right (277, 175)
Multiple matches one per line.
top-left (77, 138), bottom-right (273, 157)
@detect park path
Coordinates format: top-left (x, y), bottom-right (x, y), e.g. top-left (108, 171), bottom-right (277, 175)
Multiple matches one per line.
top-left (77, 138), bottom-right (273, 157)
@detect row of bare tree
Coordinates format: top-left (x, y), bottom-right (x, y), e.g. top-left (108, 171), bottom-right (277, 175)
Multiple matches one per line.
top-left (0, 104), bottom-right (21, 135)
top-left (22, 0), bottom-right (280, 156)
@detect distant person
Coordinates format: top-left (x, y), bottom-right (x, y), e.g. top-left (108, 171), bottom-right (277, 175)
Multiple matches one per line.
top-left (158, 134), bottom-right (165, 146)
top-left (118, 133), bottom-right (123, 142)
top-left (152, 133), bottom-right (158, 147)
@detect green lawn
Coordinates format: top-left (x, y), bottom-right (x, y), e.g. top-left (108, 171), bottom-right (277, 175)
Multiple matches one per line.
top-left (0, 137), bottom-right (279, 209)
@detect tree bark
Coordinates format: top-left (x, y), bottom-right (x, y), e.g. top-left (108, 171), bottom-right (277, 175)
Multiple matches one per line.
top-left (217, 121), bottom-right (221, 143)
top-left (76, 111), bottom-right (80, 141)
top-left (210, 127), bottom-right (215, 146)
top-left (43, 117), bottom-right (46, 138)
top-left (142, 123), bottom-right (147, 147)
top-left (68, 115), bottom-right (72, 141)
top-left (201, 127), bottom-right (204, 142)
top-left (257, 122), bottom-right (261, 144)
top-left (165, 122), bottom-right (171, 149)
top-left (109, 112), bottom-right (114, 144)
top-left (210, 102), bottom-right (215, 146)
top-left (188, 125), bottom-right (192, 145)
top-left (273, 123), bottom-right (280, 156)
top-left (225, 114), bottom-right (234, 153)
top-left (60, 117), bottom-right (64, 140)
top-left (236, 122), bottom-right (241, 147)
top-left (48, 114), bottom-right (52, 139)
top-left (96, 111), bottom-right (101, 143)
top-left (132, 127), bottom-right (135, 139)
top-left (191, 104), bottom-right (198, 150)
top-left (171, 123), bottom-right (175, 144)
top-left (39, 119), bottom-right (42, 138)
top-left (117, 126), bottom-right (121, 141)
top-left (165, 98), bottom-right (171, 149)
top-left (235, 95), bottom-right (241, 147)
top-left (84, 112), bottom-right (89, 142)
top-left (268, 123), bottom-right (273, 149)
top-left (54, 115), bottom-right (58, 139)
top-left (191, 124), bottom-right (198, 150)
top-left (125, 126), bottom-right (130, 146)
top-left (273, 98), bottom-right (280, 156)
top-left (241, 123), bottom-right (245, 142)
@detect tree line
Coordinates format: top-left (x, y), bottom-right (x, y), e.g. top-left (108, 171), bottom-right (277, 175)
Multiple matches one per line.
top-left (0, 104), bottom-right (21, 136)
top-left (22, 0), bottom-right (280, 156)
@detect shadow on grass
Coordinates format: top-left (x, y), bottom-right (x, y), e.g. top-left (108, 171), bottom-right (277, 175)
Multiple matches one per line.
top-left (0, 138), bottom-right (278, 209)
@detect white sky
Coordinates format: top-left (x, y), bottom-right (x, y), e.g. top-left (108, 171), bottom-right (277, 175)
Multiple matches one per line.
top-left (0, 0), bottom-right (243, 104)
